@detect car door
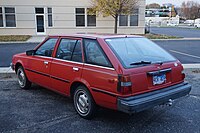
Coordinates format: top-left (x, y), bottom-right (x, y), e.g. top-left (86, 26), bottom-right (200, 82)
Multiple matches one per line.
top-left (50, 37), bottom-right (83, 94)
top-left (25, 38), bottom-right (58, 89)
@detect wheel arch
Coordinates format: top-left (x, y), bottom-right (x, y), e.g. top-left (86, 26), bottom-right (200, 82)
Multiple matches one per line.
top-left (70, 80), bottom-right (92, 98)
top-left (15, 62), bottom-right (23, 73)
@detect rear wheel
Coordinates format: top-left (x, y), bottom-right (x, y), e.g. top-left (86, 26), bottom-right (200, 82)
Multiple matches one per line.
top-left (73, 86), bottom-right (96, 119)
top-left (17, 66), bottom-right (31, 89)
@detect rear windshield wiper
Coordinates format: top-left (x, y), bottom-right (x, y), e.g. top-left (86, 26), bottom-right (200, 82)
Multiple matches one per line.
top-left (130, 61), bottom-right (152, 66)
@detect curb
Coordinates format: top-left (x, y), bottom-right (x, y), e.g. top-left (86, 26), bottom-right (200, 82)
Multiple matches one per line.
top-left (0, 41), bottom-right (39, 44)
top-left (151, 38), bottom-right (200, 41)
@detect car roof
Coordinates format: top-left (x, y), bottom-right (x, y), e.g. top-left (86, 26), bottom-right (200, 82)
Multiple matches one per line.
top-left (49, 33), bottom-right (143, 39)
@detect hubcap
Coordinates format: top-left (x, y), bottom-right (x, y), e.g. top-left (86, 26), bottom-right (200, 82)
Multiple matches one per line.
top-left (75, 90), bottom-right (90, 114)
top-left (17, 69), bottom-right (26, 87)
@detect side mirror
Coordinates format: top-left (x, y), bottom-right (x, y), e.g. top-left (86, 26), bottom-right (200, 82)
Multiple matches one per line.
top-left (26, 50), bottom-right (35, 56)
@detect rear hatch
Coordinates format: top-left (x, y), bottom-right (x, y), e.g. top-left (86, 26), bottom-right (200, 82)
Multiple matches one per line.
top-left (105, 37), bottom-right (184, 96)
top-left (126, 61), bottom-right (184, 95)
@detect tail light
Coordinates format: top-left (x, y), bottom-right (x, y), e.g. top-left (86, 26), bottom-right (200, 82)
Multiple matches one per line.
top-left (117, 75), bottom-right (132, 95)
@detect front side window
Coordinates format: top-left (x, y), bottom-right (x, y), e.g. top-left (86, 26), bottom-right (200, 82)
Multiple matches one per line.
top-left (56, 39), bottom-right (83, 62)
top-left (5, 7), bottom-right (16, 27)
top-left (106, 37), bottom-right (176, 68)
top-left (84, 39), bottom-right (112, 67)
top-left (76, 8), bottom-right (85, 27)
top-left (0, 7), bottom-right (3, 27)
top-left (35, 38), bottom-right (58, 57)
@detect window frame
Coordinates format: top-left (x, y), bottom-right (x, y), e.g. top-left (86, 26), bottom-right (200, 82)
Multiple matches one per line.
top-left (47, 7), bottom-right (53, 27)
top-left (75, 8), bottom-right (85, 27)
top-left (119, 15), bottom-right (128, 26)
top-left (34, 38), bottom-right (58, 57)
top-left (0, 7), bottom-right (16, 28)
top-left (75, 8), bottom-right (96, 28)
top-left (0, 7), bottom-right (3, 27)
top-left (87, 8), bottom-right (96, 27)
top-left (83, 38), bottom-right (113, 68)
top-left (130, 9), bottom-right (139, 27)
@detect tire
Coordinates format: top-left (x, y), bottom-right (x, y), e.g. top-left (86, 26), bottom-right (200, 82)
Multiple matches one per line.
top-left (17, 66), bottom-right (32, 89)
top-left (73, 85), bottom-right (96, 119)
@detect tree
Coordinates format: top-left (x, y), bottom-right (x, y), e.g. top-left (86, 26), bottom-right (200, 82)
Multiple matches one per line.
top-left (90, 0), bottom-right (139, 34)
top-left (181, 1), bottom-right (200, 19)
top-left (146, 3), bottom-right (160, 9)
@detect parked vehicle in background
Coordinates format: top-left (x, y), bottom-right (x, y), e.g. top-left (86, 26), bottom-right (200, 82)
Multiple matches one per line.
top-left (184, 20), bottom-right (195, 26)
top-left (194, 19), bottom-right (200, 28)
top-left (167, 23), bottom-right (178, 26)
top-left (11, 34), bottom-right (191, 119)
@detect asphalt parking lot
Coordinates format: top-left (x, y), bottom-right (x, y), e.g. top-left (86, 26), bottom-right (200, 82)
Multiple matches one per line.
top-left (0, 69), bottom-right (200, 133)
top-left (150, 27), bottom-right (200, 38)
top-left (0, 40), bottom-right (200, 67)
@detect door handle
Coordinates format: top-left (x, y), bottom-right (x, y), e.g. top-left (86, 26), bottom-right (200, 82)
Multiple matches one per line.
top-left (73, 67), bottom-right (79, 71)
top-left (44, 61), bottom-right (49, 65)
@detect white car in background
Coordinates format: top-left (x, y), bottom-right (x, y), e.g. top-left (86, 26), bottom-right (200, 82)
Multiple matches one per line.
top-left (194, 19), bottom-right (200, 28)
top-left (184, 20), bottom-right (195, 26)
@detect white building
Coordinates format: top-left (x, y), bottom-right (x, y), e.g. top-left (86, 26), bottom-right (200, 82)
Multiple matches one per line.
top-left (0, 0), bottom-right (145, 35)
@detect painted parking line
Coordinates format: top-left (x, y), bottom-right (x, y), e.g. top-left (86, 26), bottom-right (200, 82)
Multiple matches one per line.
top-left (170, 50), bottom-right (200, 59)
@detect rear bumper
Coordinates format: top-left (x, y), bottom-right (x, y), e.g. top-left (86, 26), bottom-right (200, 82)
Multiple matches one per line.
top-left (117, 82), bottom-right (191, 114)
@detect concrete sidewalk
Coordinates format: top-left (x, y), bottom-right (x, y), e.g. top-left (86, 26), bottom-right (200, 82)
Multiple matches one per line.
top-left (26, 35), bottom-right (46, 43)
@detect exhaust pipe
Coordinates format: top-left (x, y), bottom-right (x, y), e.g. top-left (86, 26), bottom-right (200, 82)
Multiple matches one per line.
top-left (166, 99), bottom-right (173, 106)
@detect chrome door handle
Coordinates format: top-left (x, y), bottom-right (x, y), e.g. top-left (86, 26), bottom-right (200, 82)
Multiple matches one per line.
top-left (44, 61), bottom-right (49, 65)
top-left (73, 67), bottom-right (79, 71)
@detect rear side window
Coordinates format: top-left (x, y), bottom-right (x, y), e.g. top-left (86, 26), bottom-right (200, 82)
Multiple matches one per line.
top-left (35, 38), bottom-right (58, 57)
top-left (83, 39), bottom-right (112, 68)
top-left (56, 39), bottom-right (83, 63)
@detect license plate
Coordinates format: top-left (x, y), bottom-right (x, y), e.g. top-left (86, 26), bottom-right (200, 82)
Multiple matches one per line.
top-left (153, 74), bottom-right (166, 85)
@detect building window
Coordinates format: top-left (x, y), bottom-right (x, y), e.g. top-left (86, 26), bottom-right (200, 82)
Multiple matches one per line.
top-left (76, 8), bottom-right (96, 27)
top-left (5, 7), bottom-right (16, 27)
top-left (35, 8), bottom-right (44, 14)
top-left (119, 15), bottom-right (128, 26)
top-left (87, 8), bottom-right (96, 27)
top-left (0, 7), bottom-right (3, 27)
top-left (130, 9), bottom-right (139, 26)
top-left (76, 8), bottom-right (85, 27)
top-left (48, 7), bottom-right (53, 27)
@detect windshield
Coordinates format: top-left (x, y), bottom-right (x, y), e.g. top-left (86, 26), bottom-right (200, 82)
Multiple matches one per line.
top-left (105, 37), bottom-right (176, 68)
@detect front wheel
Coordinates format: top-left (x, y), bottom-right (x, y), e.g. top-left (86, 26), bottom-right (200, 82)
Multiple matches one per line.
top-left (17, 66), bottom-right (31, 89)
top-left (73, 86), bottom-right (96, 119)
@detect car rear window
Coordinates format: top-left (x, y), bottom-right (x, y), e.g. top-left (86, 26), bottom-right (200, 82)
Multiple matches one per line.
top-left (105, 37), bottom-right (176, 68)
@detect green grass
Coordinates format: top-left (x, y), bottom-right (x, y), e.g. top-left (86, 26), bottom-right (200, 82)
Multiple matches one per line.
top-left (140, 34), bottom-right (182, 39)
top-left (0, 35), bottom-right (31, 42)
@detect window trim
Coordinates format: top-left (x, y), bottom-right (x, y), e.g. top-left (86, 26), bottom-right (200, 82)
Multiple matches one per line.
top-left (47, 7), bottom-right (53, 28)
top-left (75, 8), bottom-right (96, 28)
top-left (83, 38), bottom-right (113, 68)
top-left (0, 7), bottom-right (3, 28)
top-left (34, 38), bottom-right (59, 57)
top-left (0, 6), bottom-right (16, 28)
top-left (118, 9), bottom-right (139, 27)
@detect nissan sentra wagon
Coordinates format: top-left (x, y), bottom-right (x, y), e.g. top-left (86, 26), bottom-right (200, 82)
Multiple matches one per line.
top-left (11, 34), bottom-right (191, 119)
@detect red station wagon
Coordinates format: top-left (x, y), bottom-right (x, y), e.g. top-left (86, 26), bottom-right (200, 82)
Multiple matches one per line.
top-left (11, 34), bottom-right (191, 119)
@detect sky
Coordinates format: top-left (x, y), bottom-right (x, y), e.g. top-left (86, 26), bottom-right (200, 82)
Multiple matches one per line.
top-left (146, 0), bottom-right (200, 7)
